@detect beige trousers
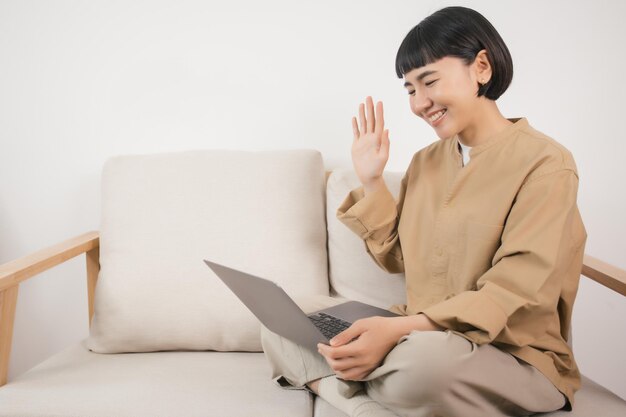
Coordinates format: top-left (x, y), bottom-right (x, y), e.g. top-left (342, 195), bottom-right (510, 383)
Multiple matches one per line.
top-left (260, 304), bottom-right (567, 417)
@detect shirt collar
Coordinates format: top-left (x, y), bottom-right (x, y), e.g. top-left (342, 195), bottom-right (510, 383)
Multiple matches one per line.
top-left (452, 117), bottom-right (528, 158)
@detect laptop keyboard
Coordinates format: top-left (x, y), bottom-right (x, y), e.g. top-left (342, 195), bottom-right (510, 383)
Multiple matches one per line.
top-left (309, 312), bottom-right (352, 340)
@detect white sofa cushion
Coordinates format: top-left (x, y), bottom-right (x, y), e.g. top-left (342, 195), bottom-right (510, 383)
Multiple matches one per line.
top-left (0, 342), bottom-right (313, 417)
top-left (311, 377), bottom-right (626, 417)
top-left (85, 150), bottom-right (329, 353)
top-left (326, 169), bottom-right (406, 310)
top-left (1, 341), bottom-right (623, 417)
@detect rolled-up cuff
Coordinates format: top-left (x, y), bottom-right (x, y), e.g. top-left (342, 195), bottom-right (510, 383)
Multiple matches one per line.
top-left (336, 184), bottom-right (398, 239)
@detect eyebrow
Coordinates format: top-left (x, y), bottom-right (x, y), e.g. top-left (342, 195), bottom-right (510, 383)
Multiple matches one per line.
top-left (403, 70), bottom-right (438, 88)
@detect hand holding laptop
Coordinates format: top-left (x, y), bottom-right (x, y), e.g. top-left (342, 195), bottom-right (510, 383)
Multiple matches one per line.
top-left (317, 314), bottom-right (445, 381)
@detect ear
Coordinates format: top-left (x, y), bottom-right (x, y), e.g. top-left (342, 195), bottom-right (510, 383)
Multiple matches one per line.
top-left (473, 49), bottom-right (492, 85)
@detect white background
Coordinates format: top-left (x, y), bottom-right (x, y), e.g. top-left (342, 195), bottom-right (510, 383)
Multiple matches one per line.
top-left (1, 0), bottom-right (624, 400)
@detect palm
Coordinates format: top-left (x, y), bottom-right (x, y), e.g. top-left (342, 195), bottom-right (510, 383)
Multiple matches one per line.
top-left (351, 96), bottom-right (390, 186)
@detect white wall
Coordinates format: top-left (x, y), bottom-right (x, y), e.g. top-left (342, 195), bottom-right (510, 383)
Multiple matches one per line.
top-left (1, 0), bottom-right (624, 400)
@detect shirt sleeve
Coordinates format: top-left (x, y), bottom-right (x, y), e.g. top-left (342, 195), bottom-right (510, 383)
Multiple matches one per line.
top-left (421, 169), bottom-right (586, 346)
top-left (335, 171), bottom-right (410, 274)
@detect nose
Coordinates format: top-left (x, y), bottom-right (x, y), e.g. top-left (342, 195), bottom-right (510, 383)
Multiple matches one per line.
top-left (410, 90), bottom-right (433, 118)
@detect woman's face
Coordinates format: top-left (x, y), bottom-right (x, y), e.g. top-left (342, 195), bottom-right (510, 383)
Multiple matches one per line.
top-left (403, 55), bottom-right (486, 140)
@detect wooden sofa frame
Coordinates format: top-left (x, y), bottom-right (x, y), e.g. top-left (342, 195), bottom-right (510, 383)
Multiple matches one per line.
top-left (0, 230), bottom-right (625, 388)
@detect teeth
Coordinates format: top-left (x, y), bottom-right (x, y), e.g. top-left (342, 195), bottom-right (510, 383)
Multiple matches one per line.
top-left (429, 109), bottom-right (446, 123)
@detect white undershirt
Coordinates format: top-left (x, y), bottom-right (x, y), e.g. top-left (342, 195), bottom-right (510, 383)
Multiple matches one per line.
top-left (458, 141), bottom-right (472, 166)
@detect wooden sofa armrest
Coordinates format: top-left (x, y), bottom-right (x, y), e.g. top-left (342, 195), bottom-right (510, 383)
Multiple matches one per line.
top-left (582, 254), bottom-right (626, 296)
top-left (0, 231), bottom-right (99, 386)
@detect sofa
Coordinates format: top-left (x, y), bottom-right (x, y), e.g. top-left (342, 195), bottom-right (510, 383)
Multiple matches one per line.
top-left (0, 149), bottom-right (624, 417)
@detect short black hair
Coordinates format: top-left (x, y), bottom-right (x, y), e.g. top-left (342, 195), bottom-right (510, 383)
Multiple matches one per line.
top-left (395, 6), bottom-right (513, 100)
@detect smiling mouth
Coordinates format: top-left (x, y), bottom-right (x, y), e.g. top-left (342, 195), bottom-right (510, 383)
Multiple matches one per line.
top-left (428, 109), bottom-right (447, 124)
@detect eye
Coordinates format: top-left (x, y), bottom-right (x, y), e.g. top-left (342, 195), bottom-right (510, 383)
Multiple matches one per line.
top-left (425, 79), bottom-right (438, 86)
top-left (407, 91), bottom-right (415, 96)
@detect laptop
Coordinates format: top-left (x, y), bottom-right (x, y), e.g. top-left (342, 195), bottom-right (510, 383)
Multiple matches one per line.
top-left (203, 260), bottom-right (399, 352)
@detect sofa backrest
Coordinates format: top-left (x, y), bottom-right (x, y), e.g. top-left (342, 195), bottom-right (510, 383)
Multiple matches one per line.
top-left (85, 150), bottom-right (329, 353)
top-left (326, 169), bottom-right (407, 309)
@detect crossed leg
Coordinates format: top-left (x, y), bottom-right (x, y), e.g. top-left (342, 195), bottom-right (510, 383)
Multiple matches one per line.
top-left (261, 324), bottom-right (566, 417)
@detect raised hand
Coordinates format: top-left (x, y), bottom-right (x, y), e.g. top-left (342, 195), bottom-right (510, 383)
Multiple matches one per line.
top-left (351, 96), bottom-right (390, 192)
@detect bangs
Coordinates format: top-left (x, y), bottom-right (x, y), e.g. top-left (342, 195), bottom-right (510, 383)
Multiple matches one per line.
top-left (395, 27), bottom-right (446, 78)
top-left (395, 22), bottom-right (478, 79)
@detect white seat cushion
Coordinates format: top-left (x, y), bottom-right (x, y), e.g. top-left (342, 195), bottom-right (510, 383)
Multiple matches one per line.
top-left (87, 150), bottom-right (329, 353)
top-left (0, 341), bottom-right (622, 417)
top-left (311, 377), bottom-right (626, 417)
top-left (0, 341), bottom-right (313, 417)
top-left (326, 169), bottom-right (406, 310)
top-left (545, 376), bottom-right (626, 416)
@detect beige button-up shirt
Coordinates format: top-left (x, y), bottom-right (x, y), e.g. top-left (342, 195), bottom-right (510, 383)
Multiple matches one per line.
top-left (336, 118), bottom-right (587, 407)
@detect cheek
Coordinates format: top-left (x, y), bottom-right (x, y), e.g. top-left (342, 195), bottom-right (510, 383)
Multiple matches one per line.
top-left (429, 80), bottom-right (467, 107)
top-left (446, 84), bottom-right (478, 113)
top-left (457, 78), bottom-right (480, 100)
top-left (428, 89), bottom-right (444, 104)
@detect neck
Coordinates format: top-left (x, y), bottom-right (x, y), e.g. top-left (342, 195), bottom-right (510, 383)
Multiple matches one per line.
top-left (457, 100), bottom-right (513, 147)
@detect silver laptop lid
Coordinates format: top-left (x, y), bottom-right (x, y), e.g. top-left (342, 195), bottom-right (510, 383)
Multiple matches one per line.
top-left (203, 259), bottom-right (328, 350)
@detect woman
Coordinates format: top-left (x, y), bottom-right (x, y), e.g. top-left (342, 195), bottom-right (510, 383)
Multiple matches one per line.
top-left (261, 6), bottom-right (586, 417)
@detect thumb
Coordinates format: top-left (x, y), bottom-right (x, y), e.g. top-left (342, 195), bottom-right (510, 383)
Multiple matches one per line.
top-left (330, 323), bottom-right (363, 346)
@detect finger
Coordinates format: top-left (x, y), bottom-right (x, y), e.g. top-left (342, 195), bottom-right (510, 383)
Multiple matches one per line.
top-left (325, 339), bottom-right (366, 360)
top-left (359, 103), bottom-right (366, 135)
top-left (330, 323), bottom-right (363, 346)
top-left (318, 343), bottom-right (349, 359)
top-left (317, 343), bottom-right (330, 357)
top-left (327, 355), bottom-right (361, 372)
top-left (366, 96), bottom-right (374, 133)
top-left (337, 366), bottom-right (371, 381)
top-left (374, 101), bottom-right (384, 137)
top-left (319, 339), bottom-right (361, 360)
top-left (352, 117), bottom-right (360, 141)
